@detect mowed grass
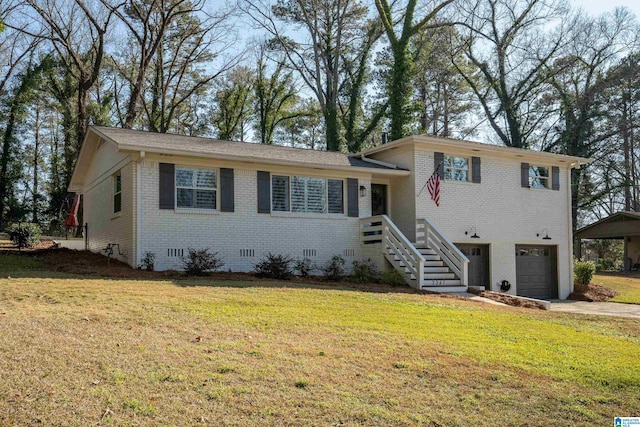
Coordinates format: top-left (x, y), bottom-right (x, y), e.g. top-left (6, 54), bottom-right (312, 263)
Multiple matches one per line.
top-left (593, 273), bottom-right (640, 304)
top-left (1, 255), bottom-right (639, 426)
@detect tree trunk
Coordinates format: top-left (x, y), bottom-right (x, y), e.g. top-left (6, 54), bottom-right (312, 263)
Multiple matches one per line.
top-left (389, 44), bottom-right (411, 141)
top-left (325, 104), bottom-right (340, 152)
top-left (32, 106), bottom-right (40, 224)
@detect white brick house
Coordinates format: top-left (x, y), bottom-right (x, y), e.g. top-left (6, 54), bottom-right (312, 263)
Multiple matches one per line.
top-left (69, 126), bottom-right (589, 299)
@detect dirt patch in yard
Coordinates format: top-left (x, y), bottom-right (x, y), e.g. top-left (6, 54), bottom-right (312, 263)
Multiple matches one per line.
top-left (568, 283), bottom-right (617, 302)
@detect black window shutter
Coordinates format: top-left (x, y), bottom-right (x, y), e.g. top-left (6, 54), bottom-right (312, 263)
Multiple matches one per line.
top-left (220, 168), bottom-right (234, 212)
top-left (434, 152), bottom-right (444, 178)
top-left (159, 163), bottom-right (175, 209)
top-left (257, 170), bottom-right (271, 213)
top-left (472, 156), bottom-right (481, 183)
top-left (347, 178), bottom-right (359, 217)
top-left (521, 163), bottom-right (530, 188)
top-left (552, 166), bottom-right (560, 191)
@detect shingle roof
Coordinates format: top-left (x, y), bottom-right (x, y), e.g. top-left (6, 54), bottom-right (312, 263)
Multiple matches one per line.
top-left (92, 126), bottom-right (401, 171)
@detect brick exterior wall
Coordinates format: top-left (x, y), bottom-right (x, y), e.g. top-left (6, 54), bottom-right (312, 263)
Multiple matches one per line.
top-left (372, 147), bottom-right (574, 298)
top-left (138, 156), bottom-right (372, 273)
top-left (82, 142), bottom-right (136, 266)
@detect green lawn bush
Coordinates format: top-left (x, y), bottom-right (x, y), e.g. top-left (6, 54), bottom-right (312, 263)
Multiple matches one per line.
top-left (7, 223), bottom-right (41, 248)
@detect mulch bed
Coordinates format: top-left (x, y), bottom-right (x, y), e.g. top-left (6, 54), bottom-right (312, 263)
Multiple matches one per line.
top-left (568, 283), bottom-right (617, 302)
top-left (3, 246), bottom-right (471, 297)
top-left (468, 289), bottom-right (545, 309)
top-left (0, 239), bottom-right (57, 253)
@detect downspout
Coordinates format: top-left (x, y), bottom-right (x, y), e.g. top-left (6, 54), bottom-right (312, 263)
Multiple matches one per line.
top-left (136, 151), bottom-right (144, 267)
top-left (567, 165), bottom-right (576, 297)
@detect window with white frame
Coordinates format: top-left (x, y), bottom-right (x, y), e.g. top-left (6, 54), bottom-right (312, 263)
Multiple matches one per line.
top-left (272, 175), bottom-right (343, 214)
top-left (443, 156), bottom-right (469, 181)
top-left (113, 171), bottom-right (122, 213)
top-left (175, 167), bottom-right (217, 209)
top-left (529, 165), bottom-right (549, 189)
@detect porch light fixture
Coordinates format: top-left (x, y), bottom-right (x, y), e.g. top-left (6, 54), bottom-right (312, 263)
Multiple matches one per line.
top-left (465, 226), bottom-right (480, 239)
top-left (537, 229), bottom-right (552, 240)
top-left (359, 185), bottom-right (367, 197)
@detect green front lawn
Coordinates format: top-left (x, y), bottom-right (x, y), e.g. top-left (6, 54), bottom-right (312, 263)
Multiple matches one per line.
top-left (593, 273), bottom-right (640, 304)
top-left (1, 253), bottom-right (639, 426)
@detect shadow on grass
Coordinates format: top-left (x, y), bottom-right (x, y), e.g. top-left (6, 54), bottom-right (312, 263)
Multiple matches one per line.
top-left (0, 250), bottom-right (432, 296)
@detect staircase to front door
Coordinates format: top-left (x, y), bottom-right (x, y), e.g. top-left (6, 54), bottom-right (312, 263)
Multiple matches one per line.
top-left (360, 215), bottom-right (469, 292)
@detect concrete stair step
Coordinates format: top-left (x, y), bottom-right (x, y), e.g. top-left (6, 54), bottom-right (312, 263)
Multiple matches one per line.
top-left (423, 272), bottom-right (455, 280)
top-left (422, 279), bottom-right (466, 288)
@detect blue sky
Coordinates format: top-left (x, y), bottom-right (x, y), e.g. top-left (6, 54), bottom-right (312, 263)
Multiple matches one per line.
top-left (572, 0), bottom-right (640, 17)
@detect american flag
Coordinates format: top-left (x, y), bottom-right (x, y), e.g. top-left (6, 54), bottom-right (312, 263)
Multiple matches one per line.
top-left (427, 164), bottom-right (441, 206)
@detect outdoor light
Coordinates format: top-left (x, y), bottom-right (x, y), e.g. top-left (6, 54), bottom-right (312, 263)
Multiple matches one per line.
top-left (359, 185), bottom-right (367, 197)
top-left (537, 229), bottom-right (552, 240)
top-left (465, 226), bottom-right (480, 239)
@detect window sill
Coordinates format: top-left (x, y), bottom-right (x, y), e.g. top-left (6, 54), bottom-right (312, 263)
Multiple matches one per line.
top-left (174, 208), bottom-right (219, 215)
top-left (443, 179), bottom-right (477, 186)
top-left (111, 211), bottom-right (122, 220)
top-left (270, 211), bottom-right (349, 220)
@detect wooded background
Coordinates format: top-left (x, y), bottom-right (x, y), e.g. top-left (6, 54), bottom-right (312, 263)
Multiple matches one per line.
top-left (1, 0), bottom-right (639, 238)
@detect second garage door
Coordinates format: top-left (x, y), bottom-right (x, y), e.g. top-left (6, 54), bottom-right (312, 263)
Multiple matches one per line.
top-left (515, 245), bottom-right (558, 299)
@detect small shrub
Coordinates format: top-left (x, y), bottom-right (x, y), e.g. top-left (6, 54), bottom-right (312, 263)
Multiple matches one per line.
top-left (8, 223), bottom-right (41, 248)
top-left (294, 379), bottom-right (308, 388)
top-left (323, 255), bottom-right (346, 281)
top-left (350, 258), bottom-right (379, 283)
top-left (254, 253), bottom-right (293, 280)
top-left (574, 260), bottom-right (596, 286)
top-left (138, 251), bottom-right (156, 271)
top-left (182, 248), bottom-right (225, 276)
top-left (380, 268), bottom-right (406, 286)
top-left (293, 257), bottom-right (315, 277)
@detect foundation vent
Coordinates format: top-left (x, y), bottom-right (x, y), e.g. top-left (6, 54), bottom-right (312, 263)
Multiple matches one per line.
top-left (344, 249), bottom-right (355, 257)
top-left (240, 249), bottom-right (255, 257)
top-left (168, 248), bottom-right (184, 257)
top-left (303, 249), bottom-right (317, 257)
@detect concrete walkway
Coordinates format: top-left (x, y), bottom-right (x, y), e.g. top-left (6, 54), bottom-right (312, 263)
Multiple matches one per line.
top-left (550, 300), bottom-right (640, 319)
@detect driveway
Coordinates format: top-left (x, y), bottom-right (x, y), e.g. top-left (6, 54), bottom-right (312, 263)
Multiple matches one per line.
top-left (550, 300), bottom-right (640, 319)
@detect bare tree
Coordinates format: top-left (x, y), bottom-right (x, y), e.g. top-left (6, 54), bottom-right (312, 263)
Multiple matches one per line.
top-left (454, 0), bottom-right (570, 149)
top-left (102, 0), bottom-right (210, 128)
top-left (240, 0), bottom-right (371, 151)
top-left (10, 0), bottom-right (118, 183)
top-left (140, 5), bottom-right (241, 133)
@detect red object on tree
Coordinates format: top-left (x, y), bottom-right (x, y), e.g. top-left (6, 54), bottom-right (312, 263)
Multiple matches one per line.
top-left (65, 194), bottom-right (80, 227)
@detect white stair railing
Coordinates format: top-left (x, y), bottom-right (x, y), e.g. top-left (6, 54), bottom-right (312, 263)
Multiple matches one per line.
top-left (360, 215), bottom-right (425, 287)
top-left (416, 218), bottom-right (469, 287)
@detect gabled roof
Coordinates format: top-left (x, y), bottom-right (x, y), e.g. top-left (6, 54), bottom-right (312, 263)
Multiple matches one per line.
top-left (69, 126), bottom-right (410, 191)
top-left (361, 134), bottom-right (591, 167)
top-left (98, 126), bottom-right (407, 171)
top-left (575, 212), bottom-right (640, 239)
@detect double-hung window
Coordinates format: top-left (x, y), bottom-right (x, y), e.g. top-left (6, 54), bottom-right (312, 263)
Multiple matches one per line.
top-left (176, 167), bottom-right (217, 209)
top-left (443, 156), bottom-right (469, 181)
top-left (113, 171), bottom-right (122, 213)
top-left (272, 175), bottom-right (343, 214)
top-left (529, 165), bottom-right (549, 189)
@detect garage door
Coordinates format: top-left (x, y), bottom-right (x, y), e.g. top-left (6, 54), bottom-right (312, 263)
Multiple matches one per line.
top-left (515, 245), bottom-right (558, 299)
top-left (457, 244), bottom-right (490, 290)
